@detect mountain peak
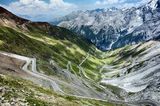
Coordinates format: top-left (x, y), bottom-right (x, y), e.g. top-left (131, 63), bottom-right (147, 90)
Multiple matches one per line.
top-left (148, 0), bottom-right (160, 9)
top-left (88, 7), bottom-right (118, 13)
top-left (92, 8), bottom-right (105, 12)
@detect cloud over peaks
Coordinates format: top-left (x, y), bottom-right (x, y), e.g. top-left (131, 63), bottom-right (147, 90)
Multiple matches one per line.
top-left (1, 0), bottom-right (77, 21)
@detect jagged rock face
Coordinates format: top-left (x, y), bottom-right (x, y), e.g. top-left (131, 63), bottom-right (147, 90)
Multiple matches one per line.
top-left (158, 0), bottom-right (160, 8)
top-left (56, 0), bottom-right (160, 51)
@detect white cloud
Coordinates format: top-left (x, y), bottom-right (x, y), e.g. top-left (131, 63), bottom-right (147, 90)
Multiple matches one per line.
top-left (1, 0), bottom-right (77, 21)
top-left (95, 0), bottom-right (126, 5)
top-left (19, 0), bottom-right (33, 4)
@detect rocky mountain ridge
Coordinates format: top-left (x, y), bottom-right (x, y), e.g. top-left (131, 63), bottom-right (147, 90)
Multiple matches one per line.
top-left (57, 0), bottom-right (160, 50)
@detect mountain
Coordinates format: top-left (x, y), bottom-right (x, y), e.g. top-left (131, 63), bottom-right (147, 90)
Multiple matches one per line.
top-left (56, 0), bottom-right (160, 51)
top-left (0, 6), bottom-right (119, 106)
top-left (0, 6), bottom-right (160, 106)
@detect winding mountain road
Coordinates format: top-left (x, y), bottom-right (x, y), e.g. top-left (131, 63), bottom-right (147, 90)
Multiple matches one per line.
top-left (0, 51), bottom-right (64, 93)
top-left (0, 51), bottom-right (159, 106)
top-left (78, 53), bottom-right (91, 80)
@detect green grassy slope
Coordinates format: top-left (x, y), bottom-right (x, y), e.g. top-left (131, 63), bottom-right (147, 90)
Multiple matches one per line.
top-left (0, 25), bottom-right (108, 81)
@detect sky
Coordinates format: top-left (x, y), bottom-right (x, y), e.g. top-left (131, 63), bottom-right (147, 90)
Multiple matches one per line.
top-left (0, 0), bottom-right (150, 22)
